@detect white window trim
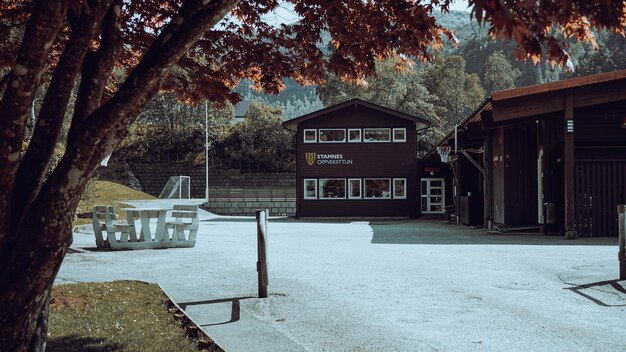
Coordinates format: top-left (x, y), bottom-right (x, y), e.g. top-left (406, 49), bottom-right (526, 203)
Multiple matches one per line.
top-left (319, 178), bottom-right (347, 199)
top-left (318, 129), bottom-right (346, 143)
top-left (392, 128), bottom-right (406, 142)
top-left (363, 178), bottom-right (392, 199)
top-left (348, 178), bottom-right (362, 199)
top-left (303, 129), bottom-right (317, 143)
top-left (363, 128), bottom-right (391, 143)
top-left (304, 179), bottom-right (317, 199)
top-left (393, 178), bottom-right (407, 199)
top-left (348, 129), bottom-right (362, 143)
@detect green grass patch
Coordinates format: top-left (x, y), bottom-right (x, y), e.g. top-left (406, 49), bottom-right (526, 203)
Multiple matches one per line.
top-left (74, 181), bottom-right (155, 226)
top-left (48, 281), bottom-right (198, 352)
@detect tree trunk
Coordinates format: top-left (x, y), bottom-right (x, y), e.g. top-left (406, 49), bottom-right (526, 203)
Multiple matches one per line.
top-left (0, 1), bottom-right (240, 350)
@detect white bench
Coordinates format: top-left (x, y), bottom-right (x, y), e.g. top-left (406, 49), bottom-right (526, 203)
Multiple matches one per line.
top-left (165, 204), bottom-right (199, 246)
top-left (92, 205), bottom-right (135, 248)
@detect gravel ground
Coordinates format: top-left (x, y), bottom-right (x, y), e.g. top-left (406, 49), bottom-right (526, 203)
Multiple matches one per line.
top-left (58, 201), bottom-right (626, 352)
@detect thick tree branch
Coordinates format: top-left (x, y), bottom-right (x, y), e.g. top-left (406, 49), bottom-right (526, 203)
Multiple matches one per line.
top-left (68, 0), bottom-right (123, 143)
top-left (68, 0), bottom-right (239, 167)
top-left (0, 0), bottom-right (68, 258)
top-left (12, 0), bottom-right (114, 235)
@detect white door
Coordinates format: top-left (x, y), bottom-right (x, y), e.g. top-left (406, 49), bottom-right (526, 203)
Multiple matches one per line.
top-left (421, 178), bottom-right (445, 214)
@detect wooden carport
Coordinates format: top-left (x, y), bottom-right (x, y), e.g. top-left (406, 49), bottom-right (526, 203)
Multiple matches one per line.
top-left (488, 70), bottom-right (626, 237)
top-left (426, 69), bottom-right (626, 237)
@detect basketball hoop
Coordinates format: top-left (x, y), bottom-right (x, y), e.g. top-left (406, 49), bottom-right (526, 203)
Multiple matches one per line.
top-left (437, 146), bottom-right (451, 163)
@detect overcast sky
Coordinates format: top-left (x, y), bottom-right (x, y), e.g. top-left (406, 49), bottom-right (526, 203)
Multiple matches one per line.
top-left (264, 1), bottom-right (471, 26)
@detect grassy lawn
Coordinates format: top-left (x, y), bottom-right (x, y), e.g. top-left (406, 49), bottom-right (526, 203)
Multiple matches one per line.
top-left (48, 281), bottom-right (199, 352)
top-left (74, 180), bottom-right (155, 226)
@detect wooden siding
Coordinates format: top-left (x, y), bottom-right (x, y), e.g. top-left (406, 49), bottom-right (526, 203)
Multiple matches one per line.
top-left (295, 105), bottom-right (418, 218)
top-left (574, 160), bottom-right (626, 236)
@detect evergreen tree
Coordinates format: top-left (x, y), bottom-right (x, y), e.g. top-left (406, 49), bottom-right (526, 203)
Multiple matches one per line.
top-left (483, 51), bottom-right (520, 94)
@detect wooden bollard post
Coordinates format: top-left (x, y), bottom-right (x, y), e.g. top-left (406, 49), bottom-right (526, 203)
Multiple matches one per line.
top-left (256, 209), bottom-right (269, 298)
top-left (618, 205), bottom-right (625, 280)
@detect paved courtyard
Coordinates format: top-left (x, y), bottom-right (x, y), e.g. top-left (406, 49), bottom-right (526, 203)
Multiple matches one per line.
top-left (59, 201), bottom-right (626, 352)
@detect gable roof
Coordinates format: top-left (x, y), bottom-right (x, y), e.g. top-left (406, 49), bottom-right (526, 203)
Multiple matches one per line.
top-left (282, 98), bottom-right (431, 131)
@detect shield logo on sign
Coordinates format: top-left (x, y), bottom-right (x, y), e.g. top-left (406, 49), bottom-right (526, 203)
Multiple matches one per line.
top-left (305, 153), bottom-right (316, 166)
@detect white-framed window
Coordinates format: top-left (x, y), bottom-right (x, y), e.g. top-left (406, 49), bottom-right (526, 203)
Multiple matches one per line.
top-left (393, 178), bottom-right (407, 199)
top-left (348, 179), bottom-right (361, 199)
top-left (364, 178), bottom-right (391, 199)
top-left (363, 128), bottom-right (391, 142)
top-left (348, 129), bottom-right (361, 142)
top-left (319, 179), bottom-right (346, 199)
top-left (304, 129), bottom-right (317, 143)
top-left (304, 179), bottom-right (317, 199)
top-left (319, 129), bottom-right (346, 143)
top-left (421, 178), bottom-right (445, 213)
top-left (393, 128), bottom-right (406, 142)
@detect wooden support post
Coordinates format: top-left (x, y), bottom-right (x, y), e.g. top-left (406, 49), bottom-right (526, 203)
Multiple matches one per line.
top-left (618, 205), bottom-right (625, 280)
top-left (256, 209), bottom-right (269, 298)
top-left (483, 134), bottom-right (493, 230)
top-left (563, 89), bottom-right (578, 239)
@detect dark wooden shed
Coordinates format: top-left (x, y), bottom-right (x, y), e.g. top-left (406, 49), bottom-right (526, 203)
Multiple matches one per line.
top-left (427, 70), bottom-right (626, 236)
top-left (283, 98), bottom-right (431, 218)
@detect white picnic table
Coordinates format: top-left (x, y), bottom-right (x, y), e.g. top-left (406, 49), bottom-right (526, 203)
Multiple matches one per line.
top-left (121, 207), bottom-right (169, 242)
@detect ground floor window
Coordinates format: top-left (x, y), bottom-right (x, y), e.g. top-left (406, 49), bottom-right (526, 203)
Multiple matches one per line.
top-left (421, 178), bottom-right (445, 213)
top-left (304, 179), bottom-right (317, 199)
top-left (393, 178), bottom-right (406, 199)
top-left (364, 178), bottom-right (391, 198)
top-left (319, 179), bottom-right (346, 199)
top-left (304, 177), bottom-right (407, 200)
top-left (348, 179), bottom-right (361, 199)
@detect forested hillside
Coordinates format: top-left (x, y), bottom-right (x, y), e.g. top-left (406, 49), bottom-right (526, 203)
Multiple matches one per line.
top-left (239, 10), bottom-right (626, 120)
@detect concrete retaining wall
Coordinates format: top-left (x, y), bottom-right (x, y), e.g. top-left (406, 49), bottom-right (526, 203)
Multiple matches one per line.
top-left (204, 200), bottom-right (296, 216)
top-left (130, 162), bottom-right (296, 198)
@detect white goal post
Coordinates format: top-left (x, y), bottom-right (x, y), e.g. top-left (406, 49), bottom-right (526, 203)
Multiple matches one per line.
top-left (158, 176), bottom-right (191, 199)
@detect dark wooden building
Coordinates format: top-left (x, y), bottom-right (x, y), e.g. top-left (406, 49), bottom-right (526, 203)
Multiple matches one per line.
top-left (283, 98), bottom-right (431, 218)
top-left (426, 70), bottom-right (626, 236)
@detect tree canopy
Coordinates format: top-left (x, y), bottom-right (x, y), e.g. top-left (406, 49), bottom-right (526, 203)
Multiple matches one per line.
top-left (1, 1), bottom-right (625, 351)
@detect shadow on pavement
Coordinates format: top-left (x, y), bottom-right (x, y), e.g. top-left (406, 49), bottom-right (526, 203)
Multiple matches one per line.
top-left (564, 280), bottom-right (626, 307)
top-left (178, 296), bottom-right (255, 327)
top-left (370, 220), bottom-right (618, 246)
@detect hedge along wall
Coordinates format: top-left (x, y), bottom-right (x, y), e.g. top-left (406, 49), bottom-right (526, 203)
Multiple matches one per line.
top-left (130, 162), bottom-right (296, 198)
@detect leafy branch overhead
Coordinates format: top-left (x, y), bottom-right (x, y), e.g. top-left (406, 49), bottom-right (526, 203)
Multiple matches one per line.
top-left (1, 1), bottom-right (626, 351)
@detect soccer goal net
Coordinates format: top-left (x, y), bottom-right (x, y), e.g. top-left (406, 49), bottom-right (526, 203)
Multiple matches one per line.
top-left (158, 176), bottom-right (191, 199)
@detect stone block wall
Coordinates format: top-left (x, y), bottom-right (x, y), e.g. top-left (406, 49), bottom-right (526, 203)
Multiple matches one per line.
top-left (130, 162), bottom-right (296, 198)
top-left (204, 201), bottom-right (296, 216)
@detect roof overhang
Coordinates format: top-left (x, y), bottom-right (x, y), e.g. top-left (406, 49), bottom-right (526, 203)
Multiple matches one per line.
top-left (282, 98), bottom-right (431, 131)
top-left (491, 69), bottom-right (626, 123)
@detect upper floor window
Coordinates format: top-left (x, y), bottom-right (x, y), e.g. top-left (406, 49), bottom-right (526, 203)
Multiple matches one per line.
top-left (393, 128), bottom-right (406, 142)
top-left (348, 129), bottom-right (361, 142)
top-left (304, 129), bottom-right (317, 143)
top-left (363, 128), bottom-right (390, 142)
top-left (319, 129), bottom-right (346, 143)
